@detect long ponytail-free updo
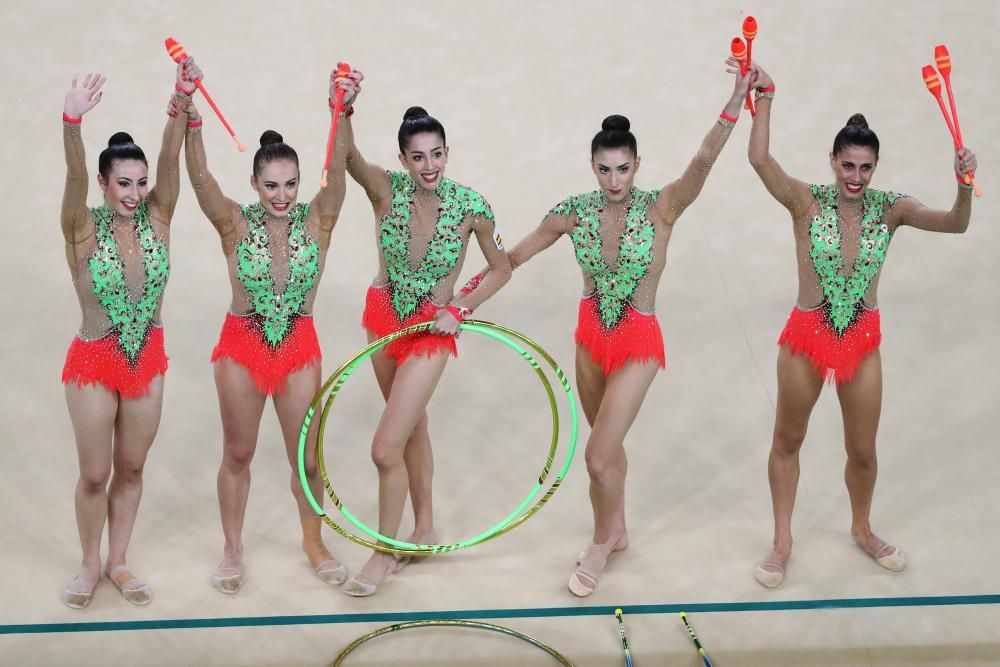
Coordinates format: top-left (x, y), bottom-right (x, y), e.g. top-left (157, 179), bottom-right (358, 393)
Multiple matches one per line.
top-left (591, 115), bottom-right (638, 157)
top-left (397, 106), bottom-right (446, 152)
top-left (253, 130), bottom-right (299, 175)
top-left (832, 113), bottom-right (879, 159)
top-left (98, 132), bottom-right (147, 179)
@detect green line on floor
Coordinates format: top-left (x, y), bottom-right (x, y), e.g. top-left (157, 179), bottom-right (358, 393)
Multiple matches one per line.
top-left (3, 594), bottom-right (998, 635)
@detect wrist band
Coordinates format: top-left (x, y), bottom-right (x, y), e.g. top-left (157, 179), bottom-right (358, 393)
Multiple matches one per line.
top-left (329, 98), bottom-right (356, 118)
top-left (174, 88), bottom-right (193, 103)
top-left (755, 88), bottom-right (775, 101)
top-left (445, 305), bottom-right (466, 322)
top-left (187, 119), bottom-right (203, 128)
top-left (62, 113), bottom-right (82, 125)
top-left (717, 111), bottom-right (738, 129)
top-left (175, 82), bottom-right (196, 95)
top-left (757, 85), bottom-right (776, 93)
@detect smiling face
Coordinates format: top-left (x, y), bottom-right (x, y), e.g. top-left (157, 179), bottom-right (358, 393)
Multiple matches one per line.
top-left (398, 132), bottom-right (448, 190)
top-left (830, 145), bottom-right (878, 202)
top-left (251, 159), bottom-right (299, 216)
top-left (98, 159), bottom-right (149, 216)
top-left (592, 147), bottom-right (640, 202)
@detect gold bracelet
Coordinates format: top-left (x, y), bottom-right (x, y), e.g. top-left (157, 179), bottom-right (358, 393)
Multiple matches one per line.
top-left (755, 90), bottom-right (775, 101)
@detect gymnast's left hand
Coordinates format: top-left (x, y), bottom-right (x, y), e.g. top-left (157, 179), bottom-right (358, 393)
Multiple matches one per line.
top-left (954, 147), bottom-right (977, 180)
top-left (331, 64), bottom-right (364, 109)
top-left (430, 307), bottom-right (461, 336)
top-left (177, 57), bottom-right (201, 95)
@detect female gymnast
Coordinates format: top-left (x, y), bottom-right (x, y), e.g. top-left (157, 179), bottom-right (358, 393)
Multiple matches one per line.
top-left (60, 59), bottom-right (194, 608)
top-left (182, 64), bottom-right (357, 594)
top-left (466, 65), bottom-right (754, 596)
top-left (743, 61), bottom-right (977, 588)
top-left (336, 69), bottom-right (512, 596)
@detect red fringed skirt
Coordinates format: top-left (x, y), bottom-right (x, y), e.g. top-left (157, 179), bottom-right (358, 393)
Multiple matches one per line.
top-left (211, 313), bottom-right (321, 396)
top-left (778, 306), bottom-right (881, 385)
top-left (575, 297), bottom-right (666, 377)
top-left (362, 285), bottom-right (457, 367)
top-left (62, 326), bottom-right (168, 399)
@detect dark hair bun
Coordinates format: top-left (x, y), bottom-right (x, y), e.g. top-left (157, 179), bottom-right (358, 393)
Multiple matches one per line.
top-left (601, 115), bottom-right (631, 132)
top-left (846, 113), bottom-right (869, 129)
top-left (259, 130), bottom-right (284, 146)
top-left (403, 106), bottom-right (429, 121)
top-left (108, 132), bottom-right (135, 147)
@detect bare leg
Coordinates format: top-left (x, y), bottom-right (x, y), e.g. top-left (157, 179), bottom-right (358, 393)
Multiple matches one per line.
top-left (755, 346), bottom-right (824, 588)
top-left (212, 358), bottom-right (267, 593)
top-left (104, 375), bottom-right (164, 605)
top-left (836, 351), bottom-right (904, 571)
top-left (63, 382), bottom-right (118, 608)
top-left (344, 351), bottom-right (450, 596)
top-left (569, 350), bottom-right (658, 597)
top-left (273, 362), bottom-right (347, 584)
top-left (368, 332), bottom-right (438, 556)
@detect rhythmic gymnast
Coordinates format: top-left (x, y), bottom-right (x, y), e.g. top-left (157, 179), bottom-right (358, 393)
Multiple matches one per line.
top-left (60, 59), bottom-right (193, 608)
top-left (337, 68), bottom-right (513, 596)
top-left (466, 64), bottom-right (754, 596)
top-left (181, 63), bottom-right (357, 593)
top-left (742, 61), bottom-right (977, 588)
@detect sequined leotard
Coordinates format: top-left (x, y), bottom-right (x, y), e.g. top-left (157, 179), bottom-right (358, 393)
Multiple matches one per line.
top-left (778, 183), bottom-right (908, 383)
top-left (61, 121), bottom-right (180, 398)
top-left (547, 187), bottom-right (669, 375)
top-left (363, 171), bottom-right (498, 365)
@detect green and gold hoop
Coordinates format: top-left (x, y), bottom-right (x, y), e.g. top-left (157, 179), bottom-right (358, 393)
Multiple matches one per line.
top-left (330, 619), bottom-right (575, 666)
top-left (297, 320), bottom-right (578, 555)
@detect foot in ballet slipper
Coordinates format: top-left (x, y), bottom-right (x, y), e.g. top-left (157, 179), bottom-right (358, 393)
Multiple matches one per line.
top-left (568, 531), bottom-right (628, 597)
top-left (303, 540), bottom-right (347, 585)
top-left (854, 533), bottom-right (906, 572)
top-left (212, 561), bottom-right (243, 595)
top-left (106, 564), bottom-right (152, 606)
top-left (343, 553), bottom-right (396, 597)
top-left (576, 529), bottom-right (629, 565)
top-left (392, 531), bottom-right (438, 574)
top-left (62, 568), bottom-right (101, 610)
top-left (754, 547), bottom-right (790, 589)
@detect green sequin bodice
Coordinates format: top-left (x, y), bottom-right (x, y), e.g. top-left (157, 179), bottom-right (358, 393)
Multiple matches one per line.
top-left (380, 171), bottom-right (495, 321)
top-left (236, 202), bottom-right (319, 347)
top-left (552, 188), bottom-right (658, 329)
top-left (808, 184), bottom-right (906, 336)
top-left (88, 202), bottom-right (170, 363)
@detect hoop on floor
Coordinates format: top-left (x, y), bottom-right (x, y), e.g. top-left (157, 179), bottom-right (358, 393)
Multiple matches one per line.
top-left (297, 320), bottom-right (578, 556)
top-left (330, 619), bottom-right (575, 666)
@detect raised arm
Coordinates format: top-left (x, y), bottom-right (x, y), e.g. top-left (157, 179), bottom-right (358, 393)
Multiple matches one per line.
top-left (338, 68), bottom-right (392, 208)
top-left (745, 63), bottom-right (813, 218)
top-left (182, 74), bottom-right (239, 240)
top-left (61, 74), bottom-right (105, 245)
top-left (894, 148), bottom-right (977, 233)
top-left (310, 64), bottom-right (361, 237)
top-left (652, 64), bottom-right (752, 225)
top-left (148, 58), bottom-right (198, 222)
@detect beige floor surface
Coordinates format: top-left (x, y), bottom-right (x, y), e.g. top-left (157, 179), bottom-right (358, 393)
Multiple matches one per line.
top-left (1, 0), bottom-right (998, 665)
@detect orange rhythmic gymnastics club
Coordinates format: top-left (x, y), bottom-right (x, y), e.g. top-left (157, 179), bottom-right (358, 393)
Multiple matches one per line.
top-left (320, 62), bottom-right (352, 188)
top-left (164, 37), bottom-right (246, 152)
top-left (923, 62), bottom-right (981, 196)
top-left (742, 16), bottom-right (758, 116)
top-left (934, 44), bottom-right (979, 193)
top-left (731, 37), bottom-right (748, 119)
